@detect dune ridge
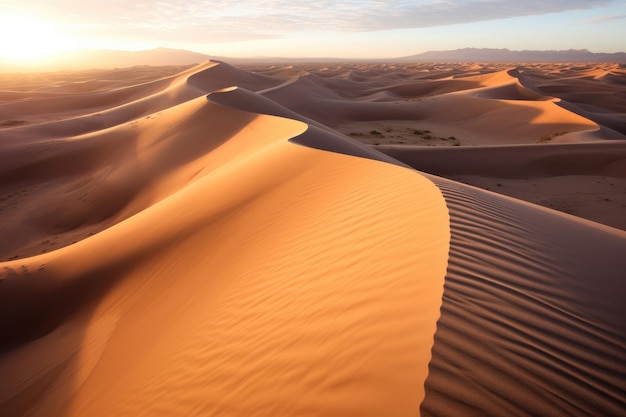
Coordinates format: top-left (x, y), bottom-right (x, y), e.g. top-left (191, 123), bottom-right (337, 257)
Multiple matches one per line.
top-left (1, 60), bottom-right (626, 416)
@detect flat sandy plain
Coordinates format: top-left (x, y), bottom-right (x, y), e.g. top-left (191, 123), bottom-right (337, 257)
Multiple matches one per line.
top-left (0, 61), bottom-right (625, 416)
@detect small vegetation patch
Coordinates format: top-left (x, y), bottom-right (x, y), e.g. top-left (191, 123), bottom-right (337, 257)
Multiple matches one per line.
top-left (405, 127), bottom-right (461, 145)
top-left (410, 129), bottom-right (432, 135)
top-left (345, 125), bottom-right (461, 146)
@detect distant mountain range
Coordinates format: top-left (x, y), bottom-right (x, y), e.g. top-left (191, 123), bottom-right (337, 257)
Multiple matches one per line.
top-left (399, 48), bottom-right (626, 63)
top-left (2, 47), bottom-right (625, 73)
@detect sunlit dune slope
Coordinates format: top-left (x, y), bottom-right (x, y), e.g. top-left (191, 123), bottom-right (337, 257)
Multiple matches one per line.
top-left (0, 66), bottom-right (449, 416)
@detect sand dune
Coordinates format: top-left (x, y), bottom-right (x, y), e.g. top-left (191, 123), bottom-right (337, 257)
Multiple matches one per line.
top-left (422, 176), bottom-right (626, 416)
top-left (1, 61), bottom-right (625, 416)
top-left (250, 63), bottom-right (614, 146)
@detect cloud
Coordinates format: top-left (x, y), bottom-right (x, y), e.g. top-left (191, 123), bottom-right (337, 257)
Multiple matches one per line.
top-left (579, 13), bottom-right (626, 24)
top-left (4, 0), bottom-right (615, 43)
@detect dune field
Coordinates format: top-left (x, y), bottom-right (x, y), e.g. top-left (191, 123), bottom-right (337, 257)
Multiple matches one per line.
top-left (0, 61), bottom-right (625, 416)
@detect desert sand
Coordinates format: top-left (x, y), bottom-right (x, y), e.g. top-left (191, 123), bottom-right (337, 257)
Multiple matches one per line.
top-left (1, 61), bottom-right (625, 416)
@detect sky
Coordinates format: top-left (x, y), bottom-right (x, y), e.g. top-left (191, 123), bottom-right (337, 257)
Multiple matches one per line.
top-left (1, 0), bottom-right (625, 61)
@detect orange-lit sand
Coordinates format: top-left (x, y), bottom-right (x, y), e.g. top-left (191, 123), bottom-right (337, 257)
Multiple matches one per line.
top-left (1, 61), bottom-right (625, 416)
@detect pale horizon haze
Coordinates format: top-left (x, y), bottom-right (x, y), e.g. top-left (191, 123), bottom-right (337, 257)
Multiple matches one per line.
top-left (1, 0), bottom-right (625, 62)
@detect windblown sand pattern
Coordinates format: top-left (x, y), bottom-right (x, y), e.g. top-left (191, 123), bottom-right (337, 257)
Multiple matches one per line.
top-left (1, 61), bottom-right (625, 416)
top-left (423, 177), bottom-right (626, 416)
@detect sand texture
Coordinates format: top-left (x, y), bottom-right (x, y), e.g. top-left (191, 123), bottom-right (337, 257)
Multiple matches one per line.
top-left (1, 61), bottom-right (625, 416)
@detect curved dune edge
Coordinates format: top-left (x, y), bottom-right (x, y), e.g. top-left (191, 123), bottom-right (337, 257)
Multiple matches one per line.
top-left (0, 72), bottom-right (451, 416)
top-left (206, 85), bottom-right (408, 167)
top-left (421, 176), bottom-right (626, 416)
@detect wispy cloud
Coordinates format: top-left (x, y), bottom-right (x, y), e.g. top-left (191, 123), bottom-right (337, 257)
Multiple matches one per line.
top-left (579, 13), bottom-right (626, 24)
top-left (5, 0), bottom-right (615, 43)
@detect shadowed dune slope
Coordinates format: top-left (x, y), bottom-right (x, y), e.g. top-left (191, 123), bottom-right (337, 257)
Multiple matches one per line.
top-left (422, 177), bottom-right (626, 416)
top-left (376, 142), bottom-right (626, 178)
top-left (0, 95), bottom-right (265, 258)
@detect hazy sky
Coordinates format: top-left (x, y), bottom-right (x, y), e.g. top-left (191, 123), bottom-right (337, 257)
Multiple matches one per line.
top-left (2, 0), bottom-right (626, 59)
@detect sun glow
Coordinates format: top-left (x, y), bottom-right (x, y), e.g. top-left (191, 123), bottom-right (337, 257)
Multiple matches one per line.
top-left (0, 11), bottom-right (76, 62)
